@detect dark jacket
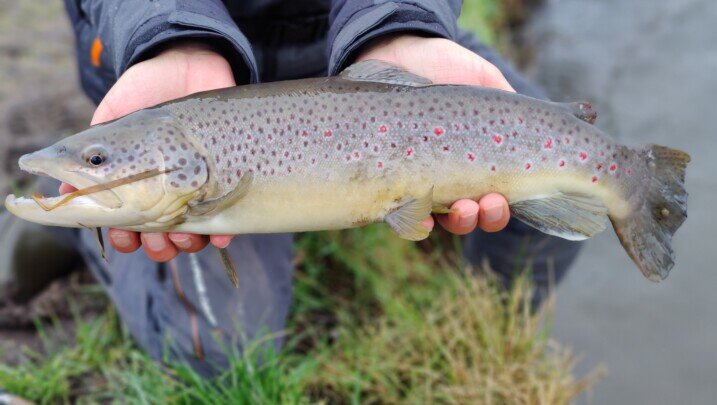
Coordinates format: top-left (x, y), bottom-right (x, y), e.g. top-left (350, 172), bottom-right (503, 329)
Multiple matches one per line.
top-left (63, 0), bottom-right (462, 104)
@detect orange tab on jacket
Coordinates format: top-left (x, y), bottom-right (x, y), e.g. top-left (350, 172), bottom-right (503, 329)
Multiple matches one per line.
top-left (90, 37), bottom-right (103, 67)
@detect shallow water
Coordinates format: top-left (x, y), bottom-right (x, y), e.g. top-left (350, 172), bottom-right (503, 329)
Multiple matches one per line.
top-left (527, 0), bottom-right (717, 403)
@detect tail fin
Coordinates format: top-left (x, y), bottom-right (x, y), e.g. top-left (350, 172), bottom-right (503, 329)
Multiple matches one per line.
top-left (611, 145), bottom-right (691, 281)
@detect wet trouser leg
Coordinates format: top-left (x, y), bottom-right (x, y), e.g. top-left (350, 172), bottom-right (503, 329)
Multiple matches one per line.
top-left (78, 228), bottom-right (293, 376)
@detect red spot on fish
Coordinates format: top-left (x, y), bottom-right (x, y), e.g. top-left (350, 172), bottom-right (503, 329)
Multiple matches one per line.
top-left (379, 124), bottom-right (387, 133)
top-left (592, 176), bottom-right (598, 183)
top-left (597, 163), bottom-right (603, 170)
top-left (287, 166), bottom-right (292, 173)
top-left (377, 161), bottom-right (384, 169)
top-left (353, 151), bottom-right (360, 159)
top-left (434, 127), bottom-right (444, 136)
top-left (559, 160), bottom-right (566, 167)
top-left (544, 138), bottom-right (553, 149)
top-left (609, 163), bottom-right (618, 172)
top-left (579, 151), bottom-right (588, 160)
top-left (525, 162), bottom-right (532, 170)
top-left (467, 153), bottom-right (475, 162)
top-left (518, 117), bottom-right (524, 124)
top-left (406, 148), bottom-right (414, 157)
top-left (492, 135), bottom-right (503, 144)
top-left (565, 136), bottom-right (571, 144)
top-left (324, 130), bottom-right (332, 137)
top-left (302, 130), bottom-right (308, 137)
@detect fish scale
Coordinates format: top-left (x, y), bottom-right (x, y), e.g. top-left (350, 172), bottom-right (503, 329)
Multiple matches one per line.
top-left (170, 80), bottom-right (635, 198)
top-left (5, 60), bottom-right (690, 283)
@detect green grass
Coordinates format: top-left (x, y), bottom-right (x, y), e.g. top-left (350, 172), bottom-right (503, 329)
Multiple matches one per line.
top-left (0, 227), bottom-right (599, 404)
top-left (459, 0), bottom-right (504, 45)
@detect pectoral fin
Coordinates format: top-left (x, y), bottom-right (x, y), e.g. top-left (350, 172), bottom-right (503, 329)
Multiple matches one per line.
top-left (95, 227), bottom-right (107, 262)
top-left (217, 247), bottom-right (239, 289)
top-left (510, 192), bottom-right (608, 241)
top-left (189, 172), bottom-right (253, 216)
top-left (385, 188), bottom-right (434, 241)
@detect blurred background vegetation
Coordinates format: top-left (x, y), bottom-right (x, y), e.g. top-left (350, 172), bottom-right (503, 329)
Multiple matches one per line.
top-left (0, 0), bottom-right (601, 403)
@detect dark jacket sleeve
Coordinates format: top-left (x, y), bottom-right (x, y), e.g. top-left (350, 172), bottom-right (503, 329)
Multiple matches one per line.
top-left (63, 0), bottom-right (258, 104)
top-left (327, 0), bottom-right (462, 76)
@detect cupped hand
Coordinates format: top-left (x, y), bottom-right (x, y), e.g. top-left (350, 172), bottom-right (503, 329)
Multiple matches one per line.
top-left (356, 34), bottom-right (513, 235)
top-left (60, 42), bottom-right (236, 262)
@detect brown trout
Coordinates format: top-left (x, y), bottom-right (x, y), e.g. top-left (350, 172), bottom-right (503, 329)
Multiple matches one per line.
top-left (5, 61), bottom-right (690, 281)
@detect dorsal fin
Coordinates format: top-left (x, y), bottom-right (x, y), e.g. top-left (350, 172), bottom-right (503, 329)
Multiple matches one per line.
top-left (553, 101), bottom-right (598, 124)
top-left (339, 60), bottom-right (433, 87)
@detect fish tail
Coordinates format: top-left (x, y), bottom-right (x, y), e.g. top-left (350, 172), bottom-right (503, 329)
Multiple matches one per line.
top-left (611, 145), bottom-right (690, 281)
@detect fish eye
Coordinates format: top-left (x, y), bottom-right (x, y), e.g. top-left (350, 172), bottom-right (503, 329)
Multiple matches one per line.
top-left (89, 155), bottom-right (105, 166)
top-left (83, 145), bottom-right (108, 167)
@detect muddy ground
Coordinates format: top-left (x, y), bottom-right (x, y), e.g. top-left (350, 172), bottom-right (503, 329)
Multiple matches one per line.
top-left (0, 0), bottom-right (102, 363)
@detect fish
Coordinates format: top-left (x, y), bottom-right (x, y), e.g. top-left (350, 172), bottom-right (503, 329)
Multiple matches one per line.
top-left (4, 60), bottom-right (690, 282)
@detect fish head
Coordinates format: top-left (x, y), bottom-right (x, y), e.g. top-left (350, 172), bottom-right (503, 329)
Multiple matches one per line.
top-left (5, 108), bottom-right (210, 229)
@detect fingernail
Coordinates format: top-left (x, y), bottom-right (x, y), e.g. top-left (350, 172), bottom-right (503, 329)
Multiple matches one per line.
top-left (169, 234), bottom-right (191, 250)
top-left (459, 212), bottom-right (477, 228)
top-left (144, 234), bottom-right (166, 252)
top-left (112, 232), bottom-right (131, 249)
top-left (484, 203), bottom-right (504, 223)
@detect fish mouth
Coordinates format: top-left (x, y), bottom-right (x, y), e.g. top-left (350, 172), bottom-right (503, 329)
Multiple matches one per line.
top-left (4, 153), bottom-right (124, 228)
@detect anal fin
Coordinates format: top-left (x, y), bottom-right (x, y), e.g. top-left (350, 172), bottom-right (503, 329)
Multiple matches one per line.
top-left (386, 187), bottom-right (433, 241)
top-left (510, 192), bottom-right (608, 241)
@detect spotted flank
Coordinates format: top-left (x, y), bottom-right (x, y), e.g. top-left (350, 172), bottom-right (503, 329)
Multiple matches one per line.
top-left (5, 60), bottom-right (690, 283)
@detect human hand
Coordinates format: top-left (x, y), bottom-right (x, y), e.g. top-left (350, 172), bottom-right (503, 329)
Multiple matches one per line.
top-left (60, 41), bottom-right (236, 262)
top-left (356, 34), bottom-right (513, 235)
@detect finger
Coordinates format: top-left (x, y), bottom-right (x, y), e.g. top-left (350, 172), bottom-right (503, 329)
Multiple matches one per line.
top-left (59, 182), bottom-right (77, 195)
top-left (168, 233), bottom-right (209, 253)
top-left (432, 54), bottom-right (515, 92)
top-left (421, 216), bottom-right (435, 232)
top-left (390, 38), bottom-right (515, 92)
top-left (141, 232), bottom-right (179, 262)
top-left (209, 235), bottom-right (234, 249)
top-left (477, 193), bottom-right (511, 232)
top-left (436, 199), bottom-right (479, 235)
top-left (108, 229), bottom-right (141, 253)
